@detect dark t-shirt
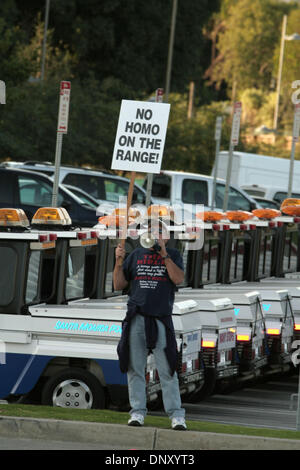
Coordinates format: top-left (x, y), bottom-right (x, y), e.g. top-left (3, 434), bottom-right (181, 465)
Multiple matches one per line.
top-left (122, 247), bottom-right (184, 317)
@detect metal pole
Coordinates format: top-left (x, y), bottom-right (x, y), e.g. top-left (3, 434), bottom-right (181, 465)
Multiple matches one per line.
top-left (223, 102), bottom-right (241, 212)
top-left (212, 116), bottom-right (222, 209)
top-left (52, 132), bottom-right (63, 206)
top-left (273, 15), bottom-right (287, 132)
top-left (223, 141), bottom-right (234, 212)
top-left (41, 0), bottom-right (51, 81)
top-left (288, 140), bottom-right (296, 198)
top-left (145, 89), bottom-right (164, 207)
top-left (165, 0), bottom-right (178, 103)
top-left (288, 104), bottom-right (300, 197)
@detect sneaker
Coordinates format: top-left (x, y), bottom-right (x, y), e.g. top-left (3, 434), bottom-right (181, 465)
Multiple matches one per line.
top-left (171, 417), bottom-right (187, 431)
top-left (128, 413), bottom-right (144, 427)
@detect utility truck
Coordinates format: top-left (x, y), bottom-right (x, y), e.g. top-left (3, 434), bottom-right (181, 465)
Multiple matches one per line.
top-left (211, 151), bottom-right (300, 201)
top-left (0, 207), bottom-right (206, 409)
top-left (204, 285), bottom-right (294, 373)
top-left (178, 289), bottom-right (268, 382)
top-left (142, 170), bottom-right (257, 213)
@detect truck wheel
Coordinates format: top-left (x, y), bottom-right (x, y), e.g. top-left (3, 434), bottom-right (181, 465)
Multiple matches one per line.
top-left (41, 368), bottom-right (105, 409)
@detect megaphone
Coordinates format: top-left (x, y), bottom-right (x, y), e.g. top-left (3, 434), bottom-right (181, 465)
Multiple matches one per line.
top-left (140, 232), bottom-right (160, 251)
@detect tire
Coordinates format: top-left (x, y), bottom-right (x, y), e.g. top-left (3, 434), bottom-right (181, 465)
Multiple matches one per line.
top-left (41, 367), bottom-right (106, 409)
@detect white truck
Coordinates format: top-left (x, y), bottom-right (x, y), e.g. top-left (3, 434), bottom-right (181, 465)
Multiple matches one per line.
top-left (178, 289), bottom-right (268, 381)
top-left (0, 207), bottom-right (206, 409)
top-left (211, 150), bottom-right (300, 202)
top-left (142, 170), bottom-right (257, 213)
top-left (204, 285), bottom-right (295, 373)
top-left (74, 295), bottom-right (238, 402)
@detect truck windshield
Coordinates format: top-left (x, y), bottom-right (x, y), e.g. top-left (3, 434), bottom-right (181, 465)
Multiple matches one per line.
top-left (0, 246), bottom-right (17, 306)
top-left (149, 174), bottom-right (171, 199)
top-left (215, 184), bottom-right (251, 211)
top-left (274, 191), bottom-right (300, 204)
top-left (26, 251), bottom-right (41, 304)
top-left (65, 247), bottom-right (85, 300)
top-left (182, 179), bottom-right (208, 205)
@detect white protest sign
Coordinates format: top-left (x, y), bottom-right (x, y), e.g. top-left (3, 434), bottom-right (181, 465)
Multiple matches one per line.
top-left (0, 81), bottom-right (5, 104)
top-left (230, 101), bottom-right (242, 146)
top-left (111, 100), bottom-right (170, 174)
top-left (57, 81), bottom-right (71, 133)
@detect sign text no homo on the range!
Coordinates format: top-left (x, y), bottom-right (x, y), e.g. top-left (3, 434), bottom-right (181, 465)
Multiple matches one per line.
top-left (111, 99), bottom-right (170, 174)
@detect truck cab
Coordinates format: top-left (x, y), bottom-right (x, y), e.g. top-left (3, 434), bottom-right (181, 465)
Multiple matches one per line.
top-left (143, 170), bottom-right (257, 214)
top-left (0, 207), bottom-right (125, 408)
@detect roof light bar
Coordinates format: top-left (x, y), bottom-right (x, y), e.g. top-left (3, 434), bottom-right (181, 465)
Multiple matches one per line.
top-left (32, 207), bottom-right (72, 226)
top-left (147, 205), bottom-right (173, 219)
top-left (226, 210), bottom-right (253, 223)
top-left (252, 208), bottom-right (281, 220)
top-left (0, 208), bottom-right (29, 227)
top-left (98, 214), bottom-right (135, 227)
top-left (196, 211), bottom-right (225, 223)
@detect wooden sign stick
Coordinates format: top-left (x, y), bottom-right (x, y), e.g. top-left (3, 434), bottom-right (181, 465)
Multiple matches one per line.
top-left (121, 171), bottom-right (136, 247)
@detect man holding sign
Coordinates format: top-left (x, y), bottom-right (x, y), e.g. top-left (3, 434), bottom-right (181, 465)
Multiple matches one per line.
top-left (114, 219), bottom-right (186, 431)
top-left (112, 98), bottom-right (186, 430)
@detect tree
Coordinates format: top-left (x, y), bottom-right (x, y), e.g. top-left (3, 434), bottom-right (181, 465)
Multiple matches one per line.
top-left (8, 0), bottom-right (219, 95)
top-left (163, 95), bottom-right (233, 175)
top-left (206, 0), bottom-right (289, 95)
top-left (0, 17), bottom-right (35, 87)
top-left (0, 76), bottom-right (141, 166)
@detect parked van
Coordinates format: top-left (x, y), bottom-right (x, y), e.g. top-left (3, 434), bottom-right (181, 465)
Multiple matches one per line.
top-left (212, 151), bottom-right (300, 192)
top-left (142, 170), bottom-right (258, 213)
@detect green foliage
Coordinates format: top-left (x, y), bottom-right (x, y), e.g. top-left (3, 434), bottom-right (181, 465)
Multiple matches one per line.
top-left (163, 96), bottom-right (232, 174)
top-left (238, 88), bottom-right (276, 129)
top-left (1, 0), bottom-right (298, 172)
top-left (0, 76), bottom-right (143, 167)
top-left (9, 0), bottom-right (218, 94)
top-left (0, 17), bottom-right (35, 87)
top-left (209, 0), bottom-right (288, 92)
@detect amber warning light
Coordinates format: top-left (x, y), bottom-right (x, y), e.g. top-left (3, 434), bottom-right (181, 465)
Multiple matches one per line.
top-left (0, 208), bottom-right (29, 227)
top-left (32, 207), bottom-right (72, 226)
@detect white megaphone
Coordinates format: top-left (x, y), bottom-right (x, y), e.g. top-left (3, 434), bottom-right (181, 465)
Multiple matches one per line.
top-left (140, 219), bottom-right (169, 251)
top-left (140, 231), bottom-right (160, 250)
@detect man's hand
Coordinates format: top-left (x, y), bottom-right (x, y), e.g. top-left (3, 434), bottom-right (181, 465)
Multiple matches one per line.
top-left (157, 239), bottom-right (184, 285)
top-left (115, 243), bottom-right (126, 265)
top-left (113, 243), bottom-right (128, 290)
top-left (157, 239), bottom-right (167, 257)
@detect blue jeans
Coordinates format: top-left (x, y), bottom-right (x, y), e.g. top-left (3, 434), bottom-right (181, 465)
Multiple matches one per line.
top-left (127, 314), bottom-right (185, 420)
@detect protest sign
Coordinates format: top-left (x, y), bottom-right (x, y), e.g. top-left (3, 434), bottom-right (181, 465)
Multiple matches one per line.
top-left (111, 100), bottom-right (170, 174)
